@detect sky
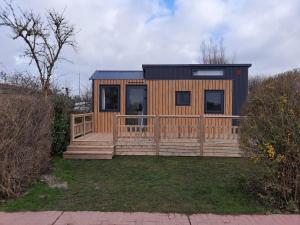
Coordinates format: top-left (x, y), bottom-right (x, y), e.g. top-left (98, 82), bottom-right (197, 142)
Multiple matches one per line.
top-left (0, 0), bottom-right (300, 95)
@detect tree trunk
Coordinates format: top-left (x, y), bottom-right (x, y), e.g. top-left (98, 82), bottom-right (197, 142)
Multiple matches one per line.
top-left (43, 81), bottom-right (50, 99)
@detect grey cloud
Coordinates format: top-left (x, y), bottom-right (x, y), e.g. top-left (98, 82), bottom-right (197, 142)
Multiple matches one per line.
top-left (0, 0), bottom-right (299, 93)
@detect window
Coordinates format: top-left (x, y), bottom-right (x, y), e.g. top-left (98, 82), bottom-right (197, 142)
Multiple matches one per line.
top-left (176, 91), bottom-right (191, 106)
top-left (193, 70), bottom-right (224, 76)
top-left (100, 85), bottom-right (120, 112)
top-left (204, 90), bottom-right (224, 114)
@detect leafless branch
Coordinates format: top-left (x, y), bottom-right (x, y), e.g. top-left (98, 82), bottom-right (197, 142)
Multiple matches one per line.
top-left (0, 1), bottom-right (76, 97)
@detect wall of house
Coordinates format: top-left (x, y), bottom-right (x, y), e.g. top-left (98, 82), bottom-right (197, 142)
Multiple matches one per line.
top-left (143, 65), bottom-right (249, 115)
top-left (93, 79), bottom-right (232, 133)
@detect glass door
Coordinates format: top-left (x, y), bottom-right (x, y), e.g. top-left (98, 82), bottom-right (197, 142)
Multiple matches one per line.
top-left (126, 85), bottom-right (147, 126)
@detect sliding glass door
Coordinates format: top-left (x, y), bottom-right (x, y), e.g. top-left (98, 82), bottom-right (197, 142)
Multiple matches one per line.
top-left (126, 85), bottom-right (147, 126)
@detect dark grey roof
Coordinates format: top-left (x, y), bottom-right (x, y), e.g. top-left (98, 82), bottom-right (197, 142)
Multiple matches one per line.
top-left (142, 64), bottom-right (252, 68)
top-left (90, 70), bottom-right (144, 80)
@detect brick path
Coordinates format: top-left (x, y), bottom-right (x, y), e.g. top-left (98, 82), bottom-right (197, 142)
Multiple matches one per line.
top-left (0, 211), bottom-right (299, 225)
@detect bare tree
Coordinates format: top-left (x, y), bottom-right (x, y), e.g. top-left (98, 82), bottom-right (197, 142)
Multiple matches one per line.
top-left (0, 1), bottom-right (76, 97)
top-left (200, 38), bottom-right (233, 64)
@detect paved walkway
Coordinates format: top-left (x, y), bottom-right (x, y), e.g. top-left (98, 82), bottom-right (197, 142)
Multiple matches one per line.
top-left (0, 212), bottom-right (299, 225)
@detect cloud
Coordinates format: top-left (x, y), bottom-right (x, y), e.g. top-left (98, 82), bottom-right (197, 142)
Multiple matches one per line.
top-left (0, 0), bottom-right (299, 94)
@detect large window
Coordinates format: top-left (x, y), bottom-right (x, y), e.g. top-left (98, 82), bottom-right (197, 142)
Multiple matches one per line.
top-left (100, 85), bottom-right (120, 112)
top-left (204, 90), bottom-right (224, 114)
top-left (176, 91), bottom-right (191, 106)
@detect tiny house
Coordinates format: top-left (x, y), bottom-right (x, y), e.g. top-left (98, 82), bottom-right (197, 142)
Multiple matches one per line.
top-left (91, 64), bottom-right (250, 132)
top-left (65, 64), bottom-right (251, 159)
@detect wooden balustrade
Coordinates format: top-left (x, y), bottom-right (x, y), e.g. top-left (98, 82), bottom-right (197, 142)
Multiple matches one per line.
top-left (70, 113), bottom-right (93, 140)
top-left (114, 115), bottom-right (243, 156)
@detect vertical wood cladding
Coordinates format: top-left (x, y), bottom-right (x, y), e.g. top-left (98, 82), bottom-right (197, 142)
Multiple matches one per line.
top-left (94, 79), bottom-right (232, 133)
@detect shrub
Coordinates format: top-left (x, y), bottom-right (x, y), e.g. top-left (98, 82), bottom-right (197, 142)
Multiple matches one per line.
top-left (50, 94), bottom-right (73, 156)
top-left (240, 69), bottom-right (300, 212)
top-left (0, 94), bottom-right (52, 198)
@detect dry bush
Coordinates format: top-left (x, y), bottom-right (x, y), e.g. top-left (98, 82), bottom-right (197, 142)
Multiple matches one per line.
top-left (240, 69), bottom-right (300, 212)
top-left (0, 94), bottom-right (52, 199)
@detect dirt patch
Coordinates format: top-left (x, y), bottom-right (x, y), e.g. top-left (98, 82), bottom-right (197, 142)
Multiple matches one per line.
top-left (41, 175), bottom-right (68, 189)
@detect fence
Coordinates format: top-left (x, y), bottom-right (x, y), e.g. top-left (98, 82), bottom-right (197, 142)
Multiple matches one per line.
top-left (114, 115), bottom-right (242, 156)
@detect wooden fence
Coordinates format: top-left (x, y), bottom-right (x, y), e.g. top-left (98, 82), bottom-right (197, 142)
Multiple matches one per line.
top-left (70, 113), bottom-right (93, 140)
top-left (114, 115), bottom-right (243, 156)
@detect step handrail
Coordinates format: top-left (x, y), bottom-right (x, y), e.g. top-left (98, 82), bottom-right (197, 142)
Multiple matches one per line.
top-left (70, 112), bottom-right (94, 141)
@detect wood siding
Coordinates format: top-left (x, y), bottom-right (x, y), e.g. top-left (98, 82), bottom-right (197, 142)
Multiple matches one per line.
top-left (93, 79), bottom-right (233, 133)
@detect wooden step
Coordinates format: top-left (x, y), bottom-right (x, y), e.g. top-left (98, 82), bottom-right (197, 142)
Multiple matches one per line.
top-left (116, 144), bottom-right (156, 148)
top-left (203, 148), bottom-right (242, 157)
top-left (204, 143), bottom-right (239, 147)
top-left (159, 152), bottom-right (200, 157)
top-left (160, 138), bottom-right (199, 143)
top-left (63, 150), bottom-right (113, 160)
top-left (71, 140), bottom-right (113, 146)
top-left (203, 152), bottom-right (242, 157)
top-left (116, 148), bottom-right (155, 152)
top-left (204, 150), bottom-right (242, 153)
top-left (204, 147), bottom-right (242, 151)
top-left (116, 152), bottom-right (156, 156)
top-left (115, 147), bottom-right (156, 153)
top-left (205, 140), bottom-right (239, 144)
top-left (67, 145), bottom-right (114, 152)
top-left (159, 152), bottom-right (201, 155)
top-left (159, 144), bottom-right (200, 147)
top-left (160, 145), bottom-right (199, 149)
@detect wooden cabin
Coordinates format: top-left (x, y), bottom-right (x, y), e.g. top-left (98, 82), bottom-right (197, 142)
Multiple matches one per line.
top-left (64, 64), bottom-right (251, 160)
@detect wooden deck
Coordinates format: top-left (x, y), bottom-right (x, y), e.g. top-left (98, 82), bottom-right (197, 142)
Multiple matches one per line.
top-left (64, 133), bottom-right (242, 160)
top-left (64, 114), bottom-right (243, 159)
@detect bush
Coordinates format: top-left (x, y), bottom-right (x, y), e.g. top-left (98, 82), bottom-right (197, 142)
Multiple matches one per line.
top-left (240, 69), bottom-right (300, 212)
top-left (0, 94), bottom-right (52, 198)
top-left (50, 94), bottom-right (73, 156)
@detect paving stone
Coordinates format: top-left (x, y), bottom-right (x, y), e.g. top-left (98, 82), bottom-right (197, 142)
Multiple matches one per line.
top-left (55, 212), bottom-right (189, 225)
top-left (189, 214), bottom-right (300, 225)
top-left (0, 212), bottom-right (300, 225)
top-left (0, 211), bottom-right (62, 225)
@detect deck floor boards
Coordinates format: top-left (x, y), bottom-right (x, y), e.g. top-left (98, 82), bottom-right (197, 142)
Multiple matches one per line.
top-left (75, 133), bottom-right (113, 142)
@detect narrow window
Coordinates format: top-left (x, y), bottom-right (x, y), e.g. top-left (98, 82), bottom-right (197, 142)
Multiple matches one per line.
top-left (193, 70), bottom-right (224, 76)
top-left (204, 90), bottom-right (224, 114)
top-left (176, 91), bottom-right (191, 106)
top-left (100, 85), bottom-right (120, 112)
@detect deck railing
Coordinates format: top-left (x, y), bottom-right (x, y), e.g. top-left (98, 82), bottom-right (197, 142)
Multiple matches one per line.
top-left (114, 115), bottom-right (243, 156)
top-left (70, 113), bottom-right (93, 140)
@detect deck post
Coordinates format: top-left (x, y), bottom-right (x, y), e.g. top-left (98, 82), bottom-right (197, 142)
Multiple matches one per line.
top-left (155, 115), bottom-right (160, 156)
top-left (197, 116), bottom-right (201, 143)
top-left (199, 115), bottom-right (205, 156)
top-left (70, 114), bottom-right (74, 141)
top-left (92, 112), bottom-right (95, 132)
top-left (83, 115), bottom-right (86, 136)
top-left (113, 115), bottom-right (117, 155)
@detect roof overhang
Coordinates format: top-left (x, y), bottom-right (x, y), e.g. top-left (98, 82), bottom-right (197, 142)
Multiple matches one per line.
top-left (90, 70), bottom-right (144, 80)
top-left (142, 64), bottom-right (252, 68)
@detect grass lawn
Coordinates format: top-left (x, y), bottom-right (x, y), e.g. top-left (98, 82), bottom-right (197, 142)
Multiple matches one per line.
top-left (0, 156), bottom-right (266, 213)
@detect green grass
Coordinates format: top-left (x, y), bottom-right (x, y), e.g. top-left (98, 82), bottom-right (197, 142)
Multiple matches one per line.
top-left (0, 156), bottom-right (266, 213)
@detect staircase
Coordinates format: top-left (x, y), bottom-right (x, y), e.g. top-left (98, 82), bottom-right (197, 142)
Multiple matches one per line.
top-left (64, 136), bottom-right (114, 160)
